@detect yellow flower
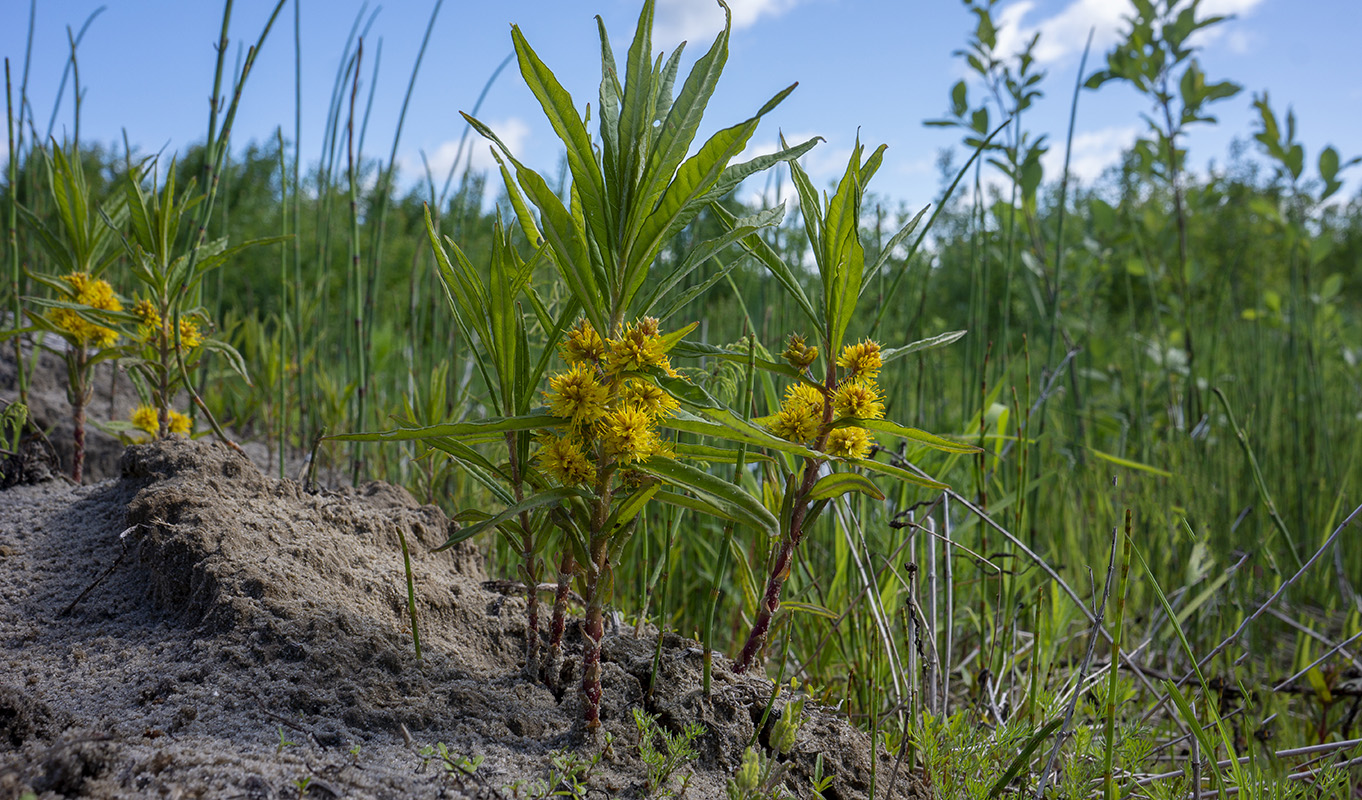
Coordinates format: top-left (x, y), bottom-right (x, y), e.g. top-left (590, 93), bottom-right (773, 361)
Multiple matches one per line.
top-left (621, 378), bottom-right (678, 420)
top-left (782, 333), bottom-right (819, 370)
top-left (177, 317), bottom-right (204, 349)
top-left (168, 410), bottom-right (192, 435)
top-left (837, 339), bottom-right (883, 381)
top-left (560, 318), bottom-right (605, 365)
top-left (546, 363), bottom-right (609, 426)
top-left (605, 318), bottom-right (676, 377)
top-left (600, 405), bottom-right (662, 464)
top-left (537, 434), bottom-right (596, 485)
top-left (825, 426), bottom-right (873, 459)
top-left (770, 403), bottom-right (820, 444)
top-left (131, 406), bottom-right (158, 435)
top-left (833, 379), bottom-right (884, 420)
top-left (130, 406), bottom-right (193, 437)
top-left (52, 272), bottom-right (121, 347)
top-left (783, 382), bottom-right (825, 417)
top-left (133, 299), bottom-right (162, 341)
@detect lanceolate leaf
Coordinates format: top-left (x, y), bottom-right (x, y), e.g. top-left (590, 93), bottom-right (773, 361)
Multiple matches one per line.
top-left (860, 205), bottom-right (928, 297)
top-left (880, 330), bottom-right (968, 363)
top-left (626, 83), bottom-right (797, 302)
top-left (329, 412), bottom-right (564, 443)
top-left (634, 1), bottom-right (730, 231)
top-left (854, 418), bottom-right (981, 454)
top-left (638, 456), bottom-right (777, 537)
top-left (808, 471), bottom-right (885, 502)
top-left (438, 486), bottom-right (582, 550)
top-left (854, 457), bottom-right (948, 490)
top-left (510, 25), bottom-right (611, 256)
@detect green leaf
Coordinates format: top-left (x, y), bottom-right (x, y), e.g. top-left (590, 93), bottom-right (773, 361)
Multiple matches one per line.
top-left (856, 418), bottom-right (980, 454)
top-left (860, 204), bottom-right (928, 296)
top-left (637, 455), bottom-right (777, 537)
top-left (633, 1), bottom-right (730, 231)
top-left (329, 412), bottom-right (563, 443)
top-left (986, 718), bottom-right (1064, 798)
top-left (510, 25), bottom-right (611, 257)
top-left (626, 83), bottom-right (797, 298)
top-left (636, 204), bottom-right (784, 319)
top-left (438, 487), bottom-right (581, 550)
top-left (880, 330), bottom-right (968, 363)
top-left (779, 601), bottom-right (839, 621)
top-left (808, 471), bottom-right (885, 502)
top-left (1087, 448), bottom-right (1172, 478)
top-left (673, 442), bottom-right (773, 465)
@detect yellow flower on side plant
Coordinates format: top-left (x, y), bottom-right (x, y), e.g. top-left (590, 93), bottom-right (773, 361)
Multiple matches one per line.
top-left (546, 363), bottom-right (608, 426)
top-left (837, 339), bottom-right (882, 381)
top-left (52, 272), bottom-right (121, 348)
top-left (132, 298), bottom-right (162, 341)
top-left (833, 380), bottom-right (884, 420)
top-left (177, 316), bottom-right (204, 349)
top-left (825, 426), bottom-right (873, 459)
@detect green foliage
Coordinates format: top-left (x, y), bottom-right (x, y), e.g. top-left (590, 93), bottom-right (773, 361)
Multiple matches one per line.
top-left (632, 707), bottom-right (704, 797)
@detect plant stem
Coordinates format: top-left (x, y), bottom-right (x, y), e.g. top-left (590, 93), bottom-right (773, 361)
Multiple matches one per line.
top-left (735, 358), bottom-right (835, 673)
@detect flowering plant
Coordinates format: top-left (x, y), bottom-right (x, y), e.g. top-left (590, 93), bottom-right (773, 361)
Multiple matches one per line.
top-left (20, 144), bottom-right (129, 481)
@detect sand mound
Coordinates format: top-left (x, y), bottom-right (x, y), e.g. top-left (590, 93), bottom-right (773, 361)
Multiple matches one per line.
top-left (0, 438), bottom-right (924, 799)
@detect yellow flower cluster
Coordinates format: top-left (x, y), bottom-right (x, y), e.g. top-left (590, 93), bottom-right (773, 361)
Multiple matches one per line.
top-left (133, 298), bottom-right (204, 350)
top-left (537, 318), bottom-right (678, 486)
top-left (131, 405), bottom-right (192, 437)
top-left (52, 272), bottom-right (121, 348)
top-left (768, 338), bottom-right (884, 460)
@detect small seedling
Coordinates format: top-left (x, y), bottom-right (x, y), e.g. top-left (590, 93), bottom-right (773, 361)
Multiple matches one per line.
top-left (726, 746), bottom-right (792, 800)
top-left (275, 726), bottom-right (296, 754)
top-left (292, 776), bottom-right (312, 799)
top-left (418, 741), bottom-right (483, 778)
top-left (632, 708), bottom-right (704, 797)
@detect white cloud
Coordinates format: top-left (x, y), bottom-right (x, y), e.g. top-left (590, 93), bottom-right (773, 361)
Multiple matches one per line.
top-left (653, 0), bottom-right (803, 48)
top-left (417, 117), bottom-right (531, 183)
top-left (1040, 124), bottom-right (1139, 183)
top-left (993, 0), bottom-right (1265, 65)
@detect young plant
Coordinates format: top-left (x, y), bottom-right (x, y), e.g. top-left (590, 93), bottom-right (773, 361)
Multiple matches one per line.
top-left (110, 158), bottom-right (264, 440)
top-left (632, 707), bottom-right (704, 797)
top-left (20, 142), bottom-right (127, 482)
top-left (723, 141), bottom-right (977, 672)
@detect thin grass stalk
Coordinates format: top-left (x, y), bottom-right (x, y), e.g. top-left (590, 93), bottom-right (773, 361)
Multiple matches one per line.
top-left (1211, 387), bottom-right (1301, 568)
top-left (276, 127), bottom-right (288, 478)
top-left (345, 40), bottom-right (365, 483)
top-left (42, 8), bottom-right (103, 147)
top-left (291, 0), bottom-right (304, 452)
top-left (1040, 29), bottom-right (1093, 488)
top-left (1103, 511), bottom-right (1133, 800)
top-left (649, 511), bottom-right (683, 698)
top-left (176, 0), bottom-right (287, 448)
top-left (1036, 524), bottom-right (1120, 796)
top-left (5, 59), bottom-right (23, 405)
top-left (703, 331), bottom-right (755, 695)
top-left (437, 52), bottom-right (515, 209)
top-left (360, 0), bottom-right (446, 449)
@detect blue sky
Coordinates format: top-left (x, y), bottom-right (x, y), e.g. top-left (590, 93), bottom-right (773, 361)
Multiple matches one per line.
top-left (3, 0), bottom-right (1358, 210)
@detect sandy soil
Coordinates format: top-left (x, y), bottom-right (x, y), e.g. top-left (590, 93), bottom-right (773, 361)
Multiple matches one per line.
top-left (0, 434), bottom-right (926, 800)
